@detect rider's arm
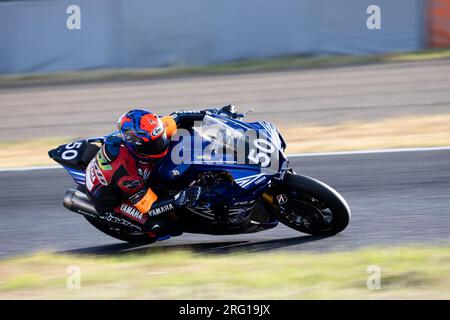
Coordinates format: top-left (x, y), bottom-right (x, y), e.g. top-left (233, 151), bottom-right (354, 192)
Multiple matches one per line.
top-left (168, 104), bottom-right (238, 129)
top-left (121, 182), bottom-right (201, 215)
top-left (127, 187), bottom-right (158, 213)
top-left (160, 115), bottom-right (178, 138)
top-left (146, 186), bottom-right (202, 216)
top-left (169, 110), bottom-right (211, 129)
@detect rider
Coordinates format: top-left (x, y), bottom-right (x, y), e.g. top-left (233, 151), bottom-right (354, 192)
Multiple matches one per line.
top-left (85, 105), bottom-right (239, 239)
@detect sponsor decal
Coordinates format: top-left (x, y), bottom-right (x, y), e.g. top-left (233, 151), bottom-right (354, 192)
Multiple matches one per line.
top-left (228, 207), bottom-right (250, 215)
top-left (235, 173), bottom-right (265, 188)
top-left (138, 167), bottom-right (151, 180)
top-left (94, 162), bottom-right (108, 186)
top-left (254, 176), bottom-right (266, 185)
top-left (276, 194), bottom-right (288, 205)
top-left (143, 168), bottom-right (151, 180)
top-left (85, 161), bottom-right (96, 191)
top-left (176, 110), bottom-right (203, 114)
top-left (122, 179), bottom-right (142, 190)
top-left (195, 154), bottom-right (212, 160)
top-left (129, 189), bottom-right (146, 203)
top-left (120, 203), bottom-right (144, 221)
top-left (233, 200), bottom-right (256, 206)
top-left (229, 200), bottom-right (257, 219)
top-left (149, 203), bottom-right (174, 217)
top-left (185, 205), bottom-right (215, 220)
top-left (96, 148), bottom-right (112, 171)
top-left (100, 213), bottom-right (142, 232)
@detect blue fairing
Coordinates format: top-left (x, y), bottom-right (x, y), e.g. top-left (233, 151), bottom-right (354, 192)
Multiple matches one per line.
top-left (65, 167), bottom-right (86, 186)
top-left (66, 115), bottom-right (288, 204)
top-left (154, 114), bottom-right (287, 198)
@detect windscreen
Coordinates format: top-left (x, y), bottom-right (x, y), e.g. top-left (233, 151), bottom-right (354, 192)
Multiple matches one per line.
top-left (192, 115), bottom-right (246, 154)
top-left (190, 115), bottom-right (281, 173)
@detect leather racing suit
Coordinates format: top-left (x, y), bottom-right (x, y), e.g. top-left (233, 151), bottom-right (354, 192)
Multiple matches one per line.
top-left (85, 106), bottom-right (238, 239)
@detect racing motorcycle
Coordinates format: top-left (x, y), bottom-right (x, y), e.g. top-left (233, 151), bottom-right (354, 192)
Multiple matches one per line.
top-left (49, 112), bottom-right (351, 244)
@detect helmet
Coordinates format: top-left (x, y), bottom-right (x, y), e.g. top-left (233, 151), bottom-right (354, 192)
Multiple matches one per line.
top-left (117, 109), bottom-right (170, 161)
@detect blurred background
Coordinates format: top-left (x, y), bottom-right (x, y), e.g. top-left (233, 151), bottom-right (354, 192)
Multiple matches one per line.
top-left (0, 0), bottom-right (447, 73)
top-left (0, 0), bottom-right (449, 299)
top-left (0, 0), bottom-right (450, 155)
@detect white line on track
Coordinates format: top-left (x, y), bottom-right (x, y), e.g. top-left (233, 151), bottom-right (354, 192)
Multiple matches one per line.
top-left (287, 146), bottom-right (450, 157)
top-left (0, 146), bottom-right (449, 172)
top-left (0, 165), bottom-right (60, 172)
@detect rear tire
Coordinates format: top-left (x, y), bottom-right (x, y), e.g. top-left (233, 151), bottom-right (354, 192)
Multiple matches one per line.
top-left (84, 216), bottom-right (156, 244)
top-left (275, 173), bottom-right (351, 235)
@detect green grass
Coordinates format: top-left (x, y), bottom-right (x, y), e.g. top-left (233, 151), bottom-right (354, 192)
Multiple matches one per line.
top-left (0, 246), bottom-right (449, 299)
top-left (1, 48), bottom-right (450, 88)
top-left (384, 49), bottom-right (450, 62)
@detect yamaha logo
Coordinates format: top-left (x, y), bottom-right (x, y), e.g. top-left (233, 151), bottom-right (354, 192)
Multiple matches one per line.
top-left (152, 125), bottom-right (163, 137)
top-left (149, 203), bottom-right (174, 216)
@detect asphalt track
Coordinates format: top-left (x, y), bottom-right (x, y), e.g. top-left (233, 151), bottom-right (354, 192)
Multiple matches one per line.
top-left (2, 59), bottom-right (450, 141)
top-left (0, 148), bottom-right (449, 258)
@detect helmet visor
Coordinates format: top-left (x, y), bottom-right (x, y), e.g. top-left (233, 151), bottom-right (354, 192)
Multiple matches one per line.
top-left (134, 134), bottom-right (170, 158)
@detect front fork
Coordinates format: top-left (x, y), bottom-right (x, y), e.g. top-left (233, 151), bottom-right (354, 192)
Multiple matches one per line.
top-left (263, 167), bottom-right (295, 203)
top-left (260, 167), bottom-right (297, 222)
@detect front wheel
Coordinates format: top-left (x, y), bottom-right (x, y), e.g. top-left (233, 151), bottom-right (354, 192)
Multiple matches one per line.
top-left (273, 173), bottom-right (351, 235)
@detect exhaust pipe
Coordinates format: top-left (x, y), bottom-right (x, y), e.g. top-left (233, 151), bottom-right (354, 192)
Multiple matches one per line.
top-left (63, 189), bottom-right (98, 217)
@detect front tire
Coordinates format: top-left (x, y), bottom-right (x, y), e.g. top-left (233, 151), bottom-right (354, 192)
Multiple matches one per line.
top-left (274, 173), bottom-right (351, 235)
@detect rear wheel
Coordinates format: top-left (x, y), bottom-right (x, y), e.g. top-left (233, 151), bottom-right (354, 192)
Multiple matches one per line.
top-left (274, 173), bottom-right (351, 235)
top-left (84, 216), bottom-right (156, 244)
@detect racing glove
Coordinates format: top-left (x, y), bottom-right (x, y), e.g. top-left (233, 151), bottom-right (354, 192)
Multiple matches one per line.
top-left (147, 186), bottom-right (202, 217)
top-left (170, 109), bottom-right (207, 127)
top-left (174, 185), bottom-right (202, 207)
top-left (170, 105), bottom-right (239, 128)
top-left (217, 104), bottom-right (240, 119)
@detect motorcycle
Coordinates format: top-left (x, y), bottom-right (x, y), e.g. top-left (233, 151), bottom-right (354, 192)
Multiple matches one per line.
top-left (48, 112), bottom-right (351, 244)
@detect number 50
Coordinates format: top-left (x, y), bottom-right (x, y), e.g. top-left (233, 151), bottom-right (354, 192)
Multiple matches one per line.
top-left (248, 139), bottom-right (274, 167)
top-left (62, 141), bottom-right (82, 160)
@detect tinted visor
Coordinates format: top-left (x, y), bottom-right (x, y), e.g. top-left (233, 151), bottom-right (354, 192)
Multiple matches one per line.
top-left (134, 135), bottom-right (170, 157)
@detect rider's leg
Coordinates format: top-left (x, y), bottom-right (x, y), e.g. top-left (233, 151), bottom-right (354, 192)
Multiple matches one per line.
top-left (87, 187), bottom-right (184, 238)
top-left (113, 201), bottom-right (183, 238)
